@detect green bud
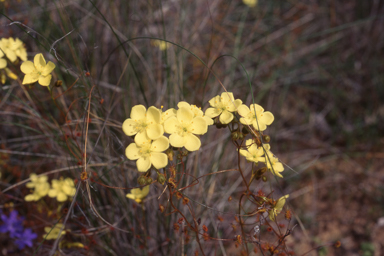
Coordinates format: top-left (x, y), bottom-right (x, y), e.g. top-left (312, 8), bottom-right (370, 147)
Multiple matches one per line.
top-left (138, 176), bottom-right (147, 186)
top-left (181, 149), bottom-right (189, 157)
top-left (262, 135), bottom-right (270, 143)
top-left (262, 176), bottom-right (267, 182)
top-left (157, 173), bottom-right (166, 185)
top-left (238, 132), bottom-right (244, 140)
top-left (146, 177), bottom-right (153, 184)
top-left (231, 131), bottom-right (239, 140)
top-left (241, 127), bottom-right (249, 134)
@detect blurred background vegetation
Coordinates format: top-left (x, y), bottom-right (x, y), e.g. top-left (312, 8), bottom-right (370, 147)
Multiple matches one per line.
top-left (1, 0), bottom-right (384, 255)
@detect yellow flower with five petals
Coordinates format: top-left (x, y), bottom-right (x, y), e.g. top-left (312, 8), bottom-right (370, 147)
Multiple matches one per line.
top-left (122, 105), bottom-right (164, 143)
top-left (265, 150), bottom-right (284, 178)
top-left (205, 92), bottom-right (242, 124)
top-left (237, 104), bottom-right (274, 131)
top-left (164, 106), bottom-right (208, 151)
top-left (126, 133), bottom-right (169, 172)
top-left (239, 139), bottom-right (265, 164)
top-left (48, 177), bottom-right (76, 202)
top-left (20, 53), bottom-right (55, 86)
top-left (126, 185), bottom-right (150, 203)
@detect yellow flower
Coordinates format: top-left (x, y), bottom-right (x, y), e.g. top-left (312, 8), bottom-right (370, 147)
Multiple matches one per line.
top-left (268, 195), bottom-right (289, 221)
top-left (237, 104), bottom-right (274, 131)
top-left (43, 223), bottom-right (66, 240)
top-left (20, 53), bottom-right (55, 86)
top-left (205, 92), bottom-right (242, 124)
top-left (239, 139), bottom-right (265, 163)
top-left (48, 177), bottom-right (76, 202)
top-left (25, 174), bottom-right (50, 201)
top-left (0, 37), bottom-right (27, 62)
top-left (265, 150), bottom-right (284, 178)
top-left (164, 106), bottom-right (208, 151)
top-left (122, 105), bottom-right (164, 143)
top-left (126, 185), bottom-right (150, 203)
top-left (151, 40), bottom-right (170, 51)
top-left (126, 134), bottom-right (169, 172)
top-left (243, 0), bottom-right (258, 8)
top-left (178, 101), bottom-right (214, 126)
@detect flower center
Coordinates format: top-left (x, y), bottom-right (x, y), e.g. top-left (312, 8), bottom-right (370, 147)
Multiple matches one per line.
top-left (139, 145), bottom-right (152, 158)
top-left (176, 123), bottom-right (191, 137)
top-left (134, 119), bottom-right (148, 133)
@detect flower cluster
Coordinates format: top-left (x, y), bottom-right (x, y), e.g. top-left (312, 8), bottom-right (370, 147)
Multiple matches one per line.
top-left (122, 103), bottom-right (211, 173)
top-left (25, 174), bottom-right (76, 202)
top-left (0, 210), bottom-right (37, 250)
top-left (0, 37), bottom-right (26, 84)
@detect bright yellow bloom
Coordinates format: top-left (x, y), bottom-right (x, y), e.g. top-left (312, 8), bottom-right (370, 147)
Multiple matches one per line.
top-left (178, 101), bottom-right (214, 126)
top-left (164, 106), bottom-right (208, 151)
top-left (126, 133), bottom-right (169, 172)
top-left (265, 151), bottom-right (284, 178)
top-left (126, 185), bottom-right (150, 203)
top-left (151, 40), bottom-right (170, 51)
top-left (239, 139), bottom-right (265, 163)
top-left (25, 174), bottom-right (50, 201)
top-left (48, 177), bottom-right (76, 202)
top-left (268, 195), bottom-right (289, 221)
top-left (237, 104), bottom-right (274, 131)
top-left (122, 105), bottom-right (164, 143)
top-left (243, 0), bottom-right (258, 8)
top-left (205, 92), bottom-right (242, 124)
top-left (0, 37), bottom-right (27, 62)
top-left (43, 223), bottom-right (66, 240)
top-left (20, 53), bottom-right (55, 86)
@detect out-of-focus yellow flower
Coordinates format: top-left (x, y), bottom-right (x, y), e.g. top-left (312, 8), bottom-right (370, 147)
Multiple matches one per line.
top-left (59, 241), bottom-right (85, 248)
top-left (0, 37), bottom-right (27, 62)
top-left (126, 133), bottom-right (169, 172)
top-left (243, 0), bottom-right (258, 8)
top-left (239, 139), bottom-right (265, 163)
top-left (126, 185), bottom-right (150, 203)
top-left (265, 150), bottom-right (284, 178)
top-left (0, 68), bottom-right (17, 84)
top-left (237, 104), bottom-right (274, 131)
top-left (25, 174), bottom-right (50, 201)
top-left (43, 223), bottom-right (66, 240)
top-left (268, 195), bottom-right (289, 221)
top-left (122, 105), bottom-right (164, 143)
top-left (48, 177), bottom-right (76, 202)
top-left (164, 106), bottom-right (208, 151)
top-left (178, 101), bottom-right (214, 126)
top-left (151, 40), bottom-right (170, 51)
top-left (20, 53), bottom-right (55, 86)
top-left (205, 92), bottom-right (242, 124)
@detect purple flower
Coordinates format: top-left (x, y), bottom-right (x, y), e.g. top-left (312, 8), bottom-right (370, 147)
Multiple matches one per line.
top-left (0, 210), bottom-right (24, 238)
top-left (14, 228), bottom-right (38, 250)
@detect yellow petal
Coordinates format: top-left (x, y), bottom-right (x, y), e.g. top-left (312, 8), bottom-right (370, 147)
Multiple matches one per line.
top-left (260, 111), bottom-right (274, 125)
top-left (219, 111), bottom-right (233, 124)
top-left (122, 119), bottom-right (138, 136)
top-left (38, 75), bottom-right (52, 86)
top-left (146, 123), bottom-right (163, 140)
top-left (221, 92), bottom-right (234, 102)
top-left (237, 104), bottom-right (250, 117)
top-left (184, 134), bottom-right (201, 151)
top-left (249, 104), bottom-right (264, 115)
top-left (208, 95), bottom-right (220, 107)
top-left (177, 107), bottom-right (193, 123)
top-left (164, 116), bottom-right (179, 134)
top-left (0, 58), bottom-right (6, 69)
top-left (136, 157), bottom-right (151, 172)
top-left (5, 49), bottom-right (17, 62)
top-left (151, 136), bottom-right (169, 152)
top-left (169, 133), bottom-right (186, 148)
top-left (177, 101), bottom-right (190, 109)
top-left (126, 143), bottom-right (140, 160)
top-left (130, 105), bottom-right (146, 119)
top-left (252, 120), bottom-right (266, 131)
top-left (48, 189), bottom-right (58, 197)
top-left (20, 61), bottom-right (35, 74)
top-left (5, 68), bottom-right (17, 80)
top-left (34, 53), bottom-right (46, 69)
top-left (126, 194), bottom-right (136, 200)
top-left (146, 106), bottom-right (161, 123)
top-left (57, 192), bottom-right (68, 202)
top-left (203, 116), bottom-right (214, 126)
top-left (205, 107), bottom-right (221, 118)
top-left (134, 131), bottom-right (149, 145)
top-left (190, 117), bottom-right (208, 135)
top-left (150, 152), bottom-right (168, 169)
top-left (42, 61), bottom-right (55, 76)
top-left (227, 99), bottom-right (243, 112)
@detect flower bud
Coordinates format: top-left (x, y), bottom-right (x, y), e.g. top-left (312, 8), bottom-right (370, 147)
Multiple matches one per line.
top-left (54, 80), bottom-right (63, 87)
top-left (241, 127), bottom-right (249, 134)
top-left (231, 131), bottom-right (239, 140)
top-left (166, 148), bottom-right (174, 161)
top-left (146, 177), bottom-right (153, 184)
top-left (157, 173), bottom-right (166, 185)
top-left (262, 176), bottom-right (267, 182)
top-left (137, 176), bottom-right (147, 186)
top-left (262, 135), bottom-right (270, 143)
top-left (238, 132), bottom-right (244, 140)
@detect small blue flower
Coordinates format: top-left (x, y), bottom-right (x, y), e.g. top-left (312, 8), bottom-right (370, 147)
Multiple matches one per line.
top-left (14, 228), bottom-right (38, 250)
top-left (0, 210), bottom-right (24, 238)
